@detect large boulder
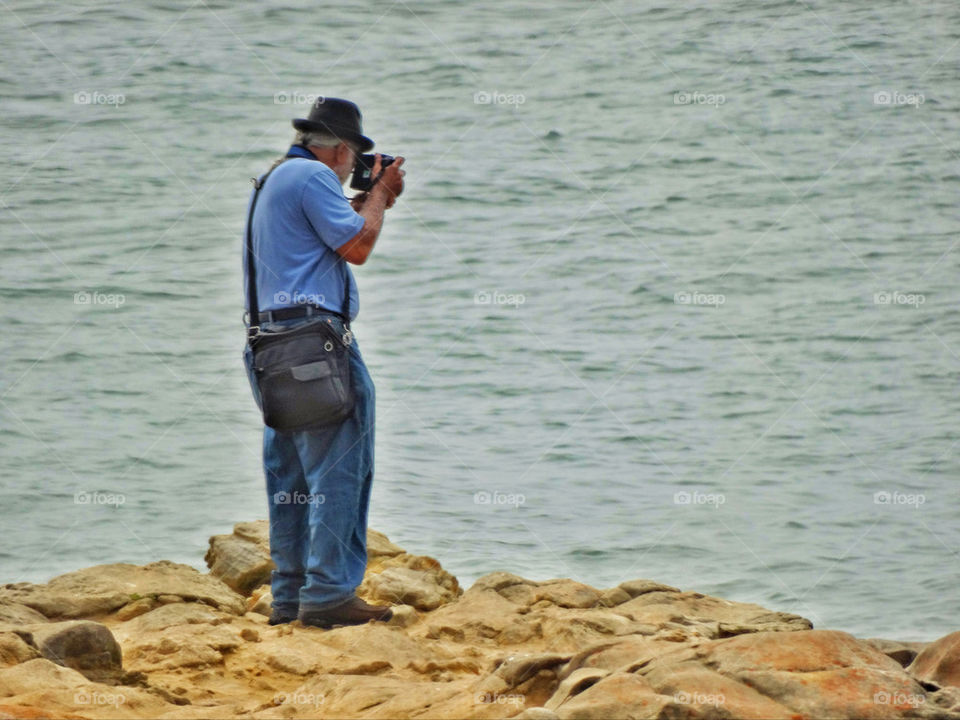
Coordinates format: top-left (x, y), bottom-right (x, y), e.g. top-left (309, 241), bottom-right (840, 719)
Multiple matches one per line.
top-left (206, 520), bottom-right (462, 612)
top-left (0, 561), bottom-right (245, 619)
top-left (909, 631), bottom-right (960, 689)
top-left (26, 621), bottom-right (122, 683)
top-left (634, 629), bottom-right (938, 719)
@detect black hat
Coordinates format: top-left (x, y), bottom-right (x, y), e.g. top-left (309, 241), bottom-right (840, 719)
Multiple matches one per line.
top-left (292, 97), bottom-right (374, 152)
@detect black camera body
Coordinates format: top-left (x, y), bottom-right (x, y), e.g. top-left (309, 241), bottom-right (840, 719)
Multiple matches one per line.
top-left (350, 153), bottom-right (395, 192)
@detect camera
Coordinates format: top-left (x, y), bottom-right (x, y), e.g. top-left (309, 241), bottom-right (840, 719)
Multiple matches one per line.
top-left (350, 153), bottom-right (395, 192)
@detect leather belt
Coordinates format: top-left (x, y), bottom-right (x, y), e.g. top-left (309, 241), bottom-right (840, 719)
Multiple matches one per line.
top-left (255, 304), bottom-right (345, 324)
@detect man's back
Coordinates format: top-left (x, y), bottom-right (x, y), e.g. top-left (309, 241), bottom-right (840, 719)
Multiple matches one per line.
top-left (243, 151), bottom-right (362, 318)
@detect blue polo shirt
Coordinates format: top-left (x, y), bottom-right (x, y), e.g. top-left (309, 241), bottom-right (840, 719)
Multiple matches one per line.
top-left (242, 144), bottom-right (364, 320)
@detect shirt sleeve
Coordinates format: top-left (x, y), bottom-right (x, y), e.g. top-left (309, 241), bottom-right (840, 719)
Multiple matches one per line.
top-left (301, 167), bottom-right (366, 251)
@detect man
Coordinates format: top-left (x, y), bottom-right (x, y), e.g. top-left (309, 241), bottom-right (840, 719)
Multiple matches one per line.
top-left (241, 97), bottom-right (405, 628)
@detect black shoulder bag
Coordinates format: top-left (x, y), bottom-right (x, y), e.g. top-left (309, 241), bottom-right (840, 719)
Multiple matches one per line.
top-left (244, 160), bottom-right (356, 432)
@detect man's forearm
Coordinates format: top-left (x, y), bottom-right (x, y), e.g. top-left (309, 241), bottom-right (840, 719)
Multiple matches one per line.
top-left (342, 185), bottom-right (390, 264)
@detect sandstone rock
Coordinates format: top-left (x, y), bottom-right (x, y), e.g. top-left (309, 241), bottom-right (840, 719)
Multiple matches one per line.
top-left (640, 629), bottom-right (938, 719)
top-left (909, 630), bottom-right (960, 689)
top-left (515, 709), bottom-right (561, 720)
top-left (114, 598), bottom-right (157, 622)
top-left (0, 658), bottom-right (173, 718)
top-left (716, 611), bottom-right (814, 637)
top-left (560, 637), bottom-right (667, 677)
top-left (206, 521), bottom-right (462, 616)
top-left (264, 647), bottom-right (316, 676)
top-left (386, 604), bottom-right (419, 629)
top-left (553, 671), bottom-right (672, 719)
top-left (544, 668), bottom-right (609, 711)
top-left (359, 566), bottom-right (456, 611)
top-left (422, 586), bottom-right (524, 644)
top-left (618, 579), bottom-right (681, 598)
top-left (470, 572), bottom-right (535, 594)
top-left (644, 660), bottom-right (796, 719)
top-left (111, 605), bottom-right (242, 674)
top-left (0, 634), bottom-right (39, 668)
top-left (204, 531), bottom-right (273, 596)
top-left (0, 525), bottom-right (955, 720)
top-left (0, 703), bottom-right (86, 719)
top-left (614, 588), bottom-right (814, 639)
top-left (116, 602), bottom-right (229, 634)
top-left (534, 581), bottom-right (600, 609)
top-left (247, 586), bottom-right (272, 616)
top-left (367, 528), bottom-right (406, 558)
top-left (929, 685), bottom-right (960, 713)
top-left (359, 553), bottom-right (462, 612)
top-left (122, 621), bottom-right (243, 673)
top-left (0, 561), bottom-right (244, 619)
top-left (866, 637), bottom-right (930, 668)
top-left (486, 653), bottom-right (569, 691)
top-left (0, 658), bottom-right (88, 695)
top-left (0, 604), bottom-right (47, 627)
top-left (597, 587), bottom-right (631, 607)
top-left (285, 674), bottom-right (474, 719)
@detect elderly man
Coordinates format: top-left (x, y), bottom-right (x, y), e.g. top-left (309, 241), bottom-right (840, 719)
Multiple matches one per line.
top-left (242, 97), bottom-right (404, 628)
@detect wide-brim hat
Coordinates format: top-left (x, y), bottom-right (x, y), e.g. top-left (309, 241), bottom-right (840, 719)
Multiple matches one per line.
top-left (292, 97), bottom-right (374, 152)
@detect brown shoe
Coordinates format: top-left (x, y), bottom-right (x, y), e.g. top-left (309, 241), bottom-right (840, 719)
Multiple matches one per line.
top-left (298, 596), bottom-right (393, 629)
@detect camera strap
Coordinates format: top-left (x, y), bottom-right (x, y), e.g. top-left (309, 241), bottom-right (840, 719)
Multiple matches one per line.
top-left (245, 156), bottom-right (352, 342)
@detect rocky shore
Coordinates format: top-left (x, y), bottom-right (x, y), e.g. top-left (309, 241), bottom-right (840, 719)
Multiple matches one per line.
top-left (0, 522), bottom-right (957, 719)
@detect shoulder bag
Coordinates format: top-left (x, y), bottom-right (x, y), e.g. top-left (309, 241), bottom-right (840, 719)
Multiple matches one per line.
top-left (244, 159), bottom-right (356, 432)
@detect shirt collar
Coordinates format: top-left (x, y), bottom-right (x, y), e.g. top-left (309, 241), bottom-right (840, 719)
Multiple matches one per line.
top-left (285, 144), bottom-right (316, 160)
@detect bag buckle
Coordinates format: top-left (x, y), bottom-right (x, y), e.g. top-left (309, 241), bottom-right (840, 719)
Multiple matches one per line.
top-left (342, 328), bottom-right (353, 346)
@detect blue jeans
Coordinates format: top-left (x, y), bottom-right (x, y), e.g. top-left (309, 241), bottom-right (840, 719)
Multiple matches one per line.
top-left (242, 313), bottom-right (375, 614)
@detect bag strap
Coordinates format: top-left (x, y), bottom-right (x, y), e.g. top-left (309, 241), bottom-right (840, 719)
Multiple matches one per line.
top-left (245, 155), bottom-right (353, 341)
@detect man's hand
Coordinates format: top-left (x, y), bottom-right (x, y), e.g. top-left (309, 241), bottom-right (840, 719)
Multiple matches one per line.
top-left (336, 155), bottom-right (405, 265)
top-left (377, 155), bottom-right (405, 207)
top-left (350, 155), bottom-right (404, 211)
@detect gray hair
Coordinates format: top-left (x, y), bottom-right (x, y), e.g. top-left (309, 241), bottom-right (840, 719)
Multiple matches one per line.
top-left (294, 130), bottom-right (357, 153)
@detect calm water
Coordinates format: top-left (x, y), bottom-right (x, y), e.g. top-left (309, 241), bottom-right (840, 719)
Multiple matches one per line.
top-left (1, 1), bottom-right (958, 641)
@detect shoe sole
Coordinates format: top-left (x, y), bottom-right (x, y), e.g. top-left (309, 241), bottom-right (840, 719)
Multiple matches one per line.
top-left (298, 615), bottom-right (392, 630)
